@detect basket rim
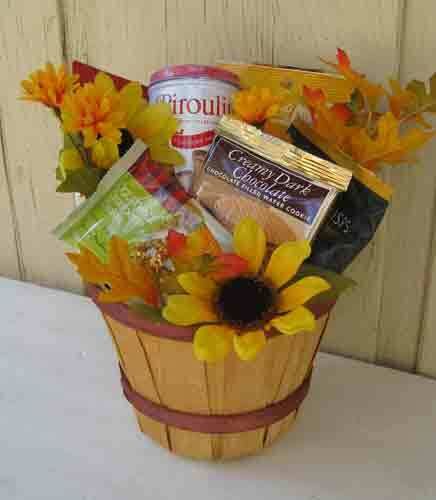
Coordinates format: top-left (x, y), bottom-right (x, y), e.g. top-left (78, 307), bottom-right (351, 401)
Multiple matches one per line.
top-left (87, 284), bottom-right (335, 342)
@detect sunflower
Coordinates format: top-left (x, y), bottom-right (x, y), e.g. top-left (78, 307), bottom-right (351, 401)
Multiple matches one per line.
top-left (162, 218), bottom-right (331, 362)
top-left (21, 63), bottom-right (79, 109)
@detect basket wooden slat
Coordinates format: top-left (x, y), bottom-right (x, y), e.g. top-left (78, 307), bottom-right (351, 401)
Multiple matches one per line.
top-left (101, 309), bottom-right (328, 460)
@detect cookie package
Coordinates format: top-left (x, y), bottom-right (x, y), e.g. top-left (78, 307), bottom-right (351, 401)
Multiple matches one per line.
top-left (193, 115), bottom-right (352, 245)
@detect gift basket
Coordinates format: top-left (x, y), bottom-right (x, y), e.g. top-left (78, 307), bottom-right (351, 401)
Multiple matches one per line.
top-left (21, 49), bottom-right (436, 460)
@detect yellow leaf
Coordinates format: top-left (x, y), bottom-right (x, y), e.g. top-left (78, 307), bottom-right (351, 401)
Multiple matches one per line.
top-left (387, 78), bottom-right (417, 119)
top-left (128, 102), bottom-right (182, 165)
top-left (149, 144), bottom-right (185, 165)
top-left (321, 49), bottom-right (384, 109)
top-left (302, 87), bottom-right (354, 152)
top-left (349, 112), bottom-right (435, 170)
top-left (67, 236), bottom-right (159, 306)
top-left (120, 82), bottom-right (146, 124)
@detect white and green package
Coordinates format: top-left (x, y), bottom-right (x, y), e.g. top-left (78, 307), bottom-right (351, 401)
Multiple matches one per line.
top-left (54, 140), bottom-right (203, 261)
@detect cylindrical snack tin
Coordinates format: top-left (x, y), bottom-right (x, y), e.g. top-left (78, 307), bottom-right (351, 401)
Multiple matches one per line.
top-left (149, 65), bottom-right (239, 191)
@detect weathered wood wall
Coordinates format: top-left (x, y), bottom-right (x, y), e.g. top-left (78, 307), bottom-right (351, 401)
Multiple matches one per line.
top-left (1, 0), bottom-right (436, 377)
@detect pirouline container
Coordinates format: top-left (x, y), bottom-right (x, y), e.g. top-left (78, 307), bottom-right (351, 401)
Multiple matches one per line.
top-left (89, 285), bottom-right (333, 460)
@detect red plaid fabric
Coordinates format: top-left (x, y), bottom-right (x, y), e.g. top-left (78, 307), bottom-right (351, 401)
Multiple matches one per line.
top-left (129, 151), bottom-right (200, 231)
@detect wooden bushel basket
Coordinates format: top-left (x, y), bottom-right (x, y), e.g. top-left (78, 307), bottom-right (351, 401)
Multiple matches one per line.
top-left (89, 286), bottom-right (332, 460)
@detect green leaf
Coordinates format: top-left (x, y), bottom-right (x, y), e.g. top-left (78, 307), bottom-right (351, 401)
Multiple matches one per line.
top-left (292, 264), bottom-right (356, 313)
top-left (348, 89), bottom-right (365, 113)
top-left (128, 301), bottom-right (168, 324)
top-left (64, 132), bottom-right (82, 149)
top-left (406, 77), bottom-right (436, 112)
top-left (56, 148), bottom-right (67, 182)
top-left (295, 263), bottom-right (356, 296)
top-left (56, 167), bottom-right (104, 197)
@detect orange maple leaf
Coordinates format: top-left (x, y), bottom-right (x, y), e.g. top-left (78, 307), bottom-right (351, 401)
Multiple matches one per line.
top-left (302, 86), bottom-right (354, 151)
top-left (388, 78), bottom-right (432, 128)
top-left (349, 112), bottom-right (435, 170)
top-left (166, 225), bottom-right (221, 262)
top-left (388, 79), bottom-right (416, 118)
top-left (321, 48), bottom-right (384, 108)
top-left (67, 236), bottom-right (159, 306)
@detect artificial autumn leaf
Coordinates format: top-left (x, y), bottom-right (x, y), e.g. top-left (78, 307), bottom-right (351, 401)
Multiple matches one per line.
top-left (208, 253), bottom-right (250, 281)
top-left (167, 226), bottom-right (221, 262)
top-left (67, 236), bottom-right (159, 306)
top-left (387, 79), bottom-right (416, 118)
top-left (127, 102), bottom-right (184, 165)
top-left (349, 112), bottom-right (435, 170)
top-left (302, 86), bottom-right (354, 151)
top-left (321, 48), bottom-right (384, 109)
top-left (386, 79), bottom-right (432, 129)
top-left (406, 75), bottom-right (436, 112)
top-left (330, 103), bottom-right (352, 123)
top-left (56, 166), bottom-right (104, 197)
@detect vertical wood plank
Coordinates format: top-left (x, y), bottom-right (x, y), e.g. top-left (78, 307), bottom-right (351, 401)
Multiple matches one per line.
top-left (272, 0), bottom-right (404, 363)
top-left (205, 334), bottom-right (295, 459)
top-left (0, 0), bottom-right (80, 290)
top-left (265, 315), bottom-right (327, 446)
top-left (0, 119), bottom-right (21, 279)
top-left (396, 0), bottom-right (436, 377)
top-left (103, 315), bottom-right (170, 449)
top-left (140, 334), bottom-right (213, 459)
top-left (166, 0), bottom-right (273, 65)
top-left (62, 0), bottom-right (167, 82)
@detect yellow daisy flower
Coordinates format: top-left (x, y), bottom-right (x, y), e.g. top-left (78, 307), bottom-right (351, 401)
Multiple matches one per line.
top-left (21, 63), bottom-right (79, 109)
top-left (163, 218), bottom-right (331, 362)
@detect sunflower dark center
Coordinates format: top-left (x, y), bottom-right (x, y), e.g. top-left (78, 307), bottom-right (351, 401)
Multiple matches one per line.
top-left (216, 277), bottom-right (274, 327)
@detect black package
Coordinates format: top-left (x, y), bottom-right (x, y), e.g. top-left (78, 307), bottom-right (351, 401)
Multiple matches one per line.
top-left (289, 124), bottom-right (391, 273)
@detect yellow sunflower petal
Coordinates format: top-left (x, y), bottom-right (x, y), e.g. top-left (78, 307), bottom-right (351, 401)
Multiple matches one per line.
top-left (278, 276), bottom-right (331, 313)
top-left (162, 295), bottom-right (217, 326)
top-left (233, 217), bottom-right (266, 274)
top-left (263, 240), bottom-right (311, 289)
top-left (177, 272), bottom-right (218, 301)
top-left (233, 330), bottom-right (266, 361)
top-left (194, 325), bottom-right (235, 362)
top-left (269, 306), bottom-right (316, 336)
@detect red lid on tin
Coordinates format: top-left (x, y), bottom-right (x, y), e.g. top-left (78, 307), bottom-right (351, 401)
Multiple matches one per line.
top-left (149, 64), bottom-right (239, 87)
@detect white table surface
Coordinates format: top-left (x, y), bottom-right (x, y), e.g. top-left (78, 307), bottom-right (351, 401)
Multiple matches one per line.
top-left (1, 277), bottom-right (436, 500)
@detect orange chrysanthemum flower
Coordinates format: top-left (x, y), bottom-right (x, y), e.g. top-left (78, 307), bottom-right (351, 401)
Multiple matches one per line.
top-left (21, 63), bottom-right (79, 109)
top-left (232, 87), bottom-right (284, 124)
top-left (61, 72), bottom-right (127, 148)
